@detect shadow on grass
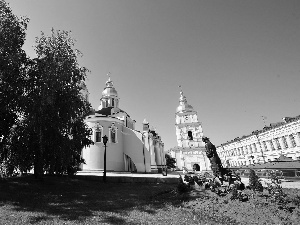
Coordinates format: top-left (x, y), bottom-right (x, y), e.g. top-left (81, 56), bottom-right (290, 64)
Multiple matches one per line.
top-left (0, 175), bottom-right (181, 223)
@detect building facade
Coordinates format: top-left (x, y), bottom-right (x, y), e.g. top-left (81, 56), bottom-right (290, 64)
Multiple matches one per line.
top-left (169, 91), bottom-right (211, 171)
top-left (216, 116), bottom-right (300, 168)
top-left (81, 77), bottom-right (165, 173)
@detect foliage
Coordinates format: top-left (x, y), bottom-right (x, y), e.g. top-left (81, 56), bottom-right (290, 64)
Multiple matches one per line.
top-left (248, 169), bottom-right (263, 192)
top-left (177, 172), bottom-right (248, 202)
top-left (0, 0), bottom-right (29, 168)
top-left (165, 153), bottom-right (176, 169)
top-left (265, 170), bottom-right (291, 211)
top-left (0, 1), bottom-right (92, 177)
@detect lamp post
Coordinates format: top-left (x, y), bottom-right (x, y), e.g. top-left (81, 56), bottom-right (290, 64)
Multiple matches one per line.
top-left (102, 135), bottom-right (108, 182)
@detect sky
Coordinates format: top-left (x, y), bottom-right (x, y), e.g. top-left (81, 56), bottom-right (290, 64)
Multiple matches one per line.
top-left (6, 0), bottom-right (300, 151)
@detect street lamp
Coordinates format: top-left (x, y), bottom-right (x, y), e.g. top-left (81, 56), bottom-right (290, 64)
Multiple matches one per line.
top-left (102, 135), bottom-right (108, 182)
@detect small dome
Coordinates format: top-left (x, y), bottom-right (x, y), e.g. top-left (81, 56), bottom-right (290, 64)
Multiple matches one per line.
top-left (176, 91), bottom-right (194, 113)
top-left (176, 104), bottom-right (194, 113)
top-left (101, 77), bottom-right (118, 98)
top-left (102, 87), bottom-right (118, 97)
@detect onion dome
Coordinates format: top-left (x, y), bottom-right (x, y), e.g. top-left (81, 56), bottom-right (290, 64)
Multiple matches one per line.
top-left (176, 91), bottom-right (194, 113)
top-left (102, 77), bottom-right (118, 98)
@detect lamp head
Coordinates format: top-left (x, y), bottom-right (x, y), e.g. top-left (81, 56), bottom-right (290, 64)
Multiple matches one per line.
top-left (102, 135), bottom-right (108, 145)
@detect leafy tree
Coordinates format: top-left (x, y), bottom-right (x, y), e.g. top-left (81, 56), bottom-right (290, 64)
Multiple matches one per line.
top-left (165, 153), bottom-right (176, 169)
top-left (0, 0), bottom-right (29, 169)
top-left (24, 29), bottom-right (92, 177)
top-left (1, 1), bottom-right (92, 178)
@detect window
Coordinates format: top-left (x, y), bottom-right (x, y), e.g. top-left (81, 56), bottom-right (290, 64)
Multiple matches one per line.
top-left (263, 141), bottom-right (268, 151)
top-left (95, 131), bottom-right (102, 142)
top-left (270, 140), bottom-right (275, 150)
top-left (111, 98), bottom-right (115, 107)
top-left (275, 138), bottom-right (281, 149)
top-left (93, 123), bottom-right (103, 143)
top-left (289, 134), bottom-right (296, 147)
top-left (282, 137), bottom-right (288, 148)
top-left (187, 131), bottom-right (193, 140)
top-left (109, 123), bottom-right (118, 143)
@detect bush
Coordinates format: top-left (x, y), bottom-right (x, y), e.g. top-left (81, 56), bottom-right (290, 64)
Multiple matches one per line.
top-left (248, 169), bottom-right (263, 192)
top-left (265, 170), bottom-right (291, 211)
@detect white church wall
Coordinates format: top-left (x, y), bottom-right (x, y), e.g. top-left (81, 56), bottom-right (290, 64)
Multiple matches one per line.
top-left (123, 127), bottom-right (151, 173)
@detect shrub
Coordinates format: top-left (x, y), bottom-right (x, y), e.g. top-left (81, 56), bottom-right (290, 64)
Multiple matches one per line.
top-left (265, 170), bottom-right (291, 211)
top-left (248, 169), bottom-right (263, 192)
top-left (177, 175), bottom-right (190, 193)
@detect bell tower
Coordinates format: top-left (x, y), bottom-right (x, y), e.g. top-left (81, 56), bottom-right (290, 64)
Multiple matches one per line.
top-left (175, 91), bottom-right (205, 148)
top-left (169, 88), bottom-right (210, 171)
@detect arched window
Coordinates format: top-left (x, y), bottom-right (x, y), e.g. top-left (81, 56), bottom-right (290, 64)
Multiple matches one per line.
top-left (94, 123), bottom-right (103, 143)
top-left (109, 123), bottom-right (118, 143)
top-left (187, 131), bottom-right (193, 140)
top-left (282, 136), bottom-right (288, 148)
top-left (289, 134), bottom-right (296, 147)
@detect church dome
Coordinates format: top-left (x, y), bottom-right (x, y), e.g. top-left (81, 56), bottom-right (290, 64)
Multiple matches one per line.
top-left (102, 77), bottom-right (118, 98)
top-left (176, 91), bottom-right (194, 113)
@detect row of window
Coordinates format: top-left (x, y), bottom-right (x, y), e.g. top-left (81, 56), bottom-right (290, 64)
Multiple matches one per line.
top-left (93, 124), bottom-right (118, 144)
top-left (220, 133), bottom-right (300, 158)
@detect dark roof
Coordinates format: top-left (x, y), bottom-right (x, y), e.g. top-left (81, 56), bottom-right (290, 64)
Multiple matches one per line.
top-left (95, 107), bottom-right (113, 116)
top-left (94, 107), bottom-right (128, 117)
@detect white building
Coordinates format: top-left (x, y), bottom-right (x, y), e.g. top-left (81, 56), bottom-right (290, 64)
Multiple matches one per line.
top-left (81, 77), bottom-right (165, 173)
top-left (216, 116), bottom-right (300, 167)
top-left (168, 91), bottom-right (211, 171)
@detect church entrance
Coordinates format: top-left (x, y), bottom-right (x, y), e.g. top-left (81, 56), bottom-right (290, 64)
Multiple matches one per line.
top-left (193, 163), bottom-right (200, 171)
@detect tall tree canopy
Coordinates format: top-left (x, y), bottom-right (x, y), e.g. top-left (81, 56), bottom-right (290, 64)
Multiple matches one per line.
top-left (1, 0), bottom-right (92, 177)
top-left (23, 29), bottom-right (92, 177)
top-left (0, 0), bottom-right (29, 147)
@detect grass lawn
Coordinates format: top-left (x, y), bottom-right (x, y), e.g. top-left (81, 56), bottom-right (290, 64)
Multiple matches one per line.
top-left (0, 175), bottom-right (300, 224)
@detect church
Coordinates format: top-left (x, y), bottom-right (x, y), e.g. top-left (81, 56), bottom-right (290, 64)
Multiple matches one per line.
top-left (168, 90), bottom-right (211, 171)
top-left (81, 77), bottom-right (166, 173)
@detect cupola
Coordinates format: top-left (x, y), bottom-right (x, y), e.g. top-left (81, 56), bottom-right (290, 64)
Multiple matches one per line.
top-left (98, 76), bottom-right (119, 110)
top-left (176, 91), bottom-right (194, 113)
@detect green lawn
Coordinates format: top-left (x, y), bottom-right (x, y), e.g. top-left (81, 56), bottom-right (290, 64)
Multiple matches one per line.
top-left (0, 175), bottom-right (300, 224)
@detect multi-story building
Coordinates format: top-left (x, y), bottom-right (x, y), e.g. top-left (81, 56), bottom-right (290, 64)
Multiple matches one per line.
top-left (216, 116), bottom-right (300, 167)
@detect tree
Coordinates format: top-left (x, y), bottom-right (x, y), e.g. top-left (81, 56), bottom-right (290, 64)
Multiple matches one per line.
top-left (0, 0), bottom-right (29, 171)
top-left (1, 1), bottom-right (92, 178)
top-left (248, 169), bottom-right (263, 192)
top-left (23, 29), bottom-right (92, 177)
top-left (165, 153), bottom-right (176, 169)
